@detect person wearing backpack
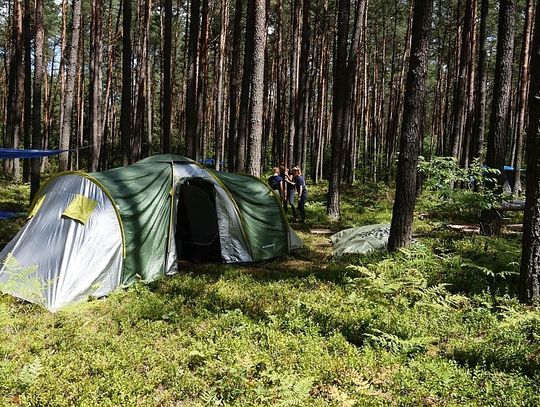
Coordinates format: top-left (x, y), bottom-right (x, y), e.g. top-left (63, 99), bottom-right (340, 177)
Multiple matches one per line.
top-left (268, 167), bottom-right (284, 198)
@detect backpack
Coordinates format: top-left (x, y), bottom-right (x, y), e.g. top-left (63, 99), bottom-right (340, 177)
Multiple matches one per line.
top-left (268, 175), bottom-right (281, 191)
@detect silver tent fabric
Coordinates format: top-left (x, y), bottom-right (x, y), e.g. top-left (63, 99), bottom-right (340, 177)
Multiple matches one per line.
top-left (0, 175), bottom-right (123, 310)
top-left (330, 224), bottom-right (390, 257)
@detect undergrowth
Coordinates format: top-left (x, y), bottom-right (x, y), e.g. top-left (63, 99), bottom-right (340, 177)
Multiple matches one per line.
top-left (0, 180), bottom-right (538, 406)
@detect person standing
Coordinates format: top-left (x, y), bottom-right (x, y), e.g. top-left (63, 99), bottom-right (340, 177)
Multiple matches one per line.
top-left (293, 167), bottom-right (307, 223)
top-left (268, 167), bottom-right (284, 197)
top-left (284, 166), bottom-right (297, 220)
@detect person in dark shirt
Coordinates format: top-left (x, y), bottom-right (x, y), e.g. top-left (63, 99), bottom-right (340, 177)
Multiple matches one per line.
top-left (283, 166), bottom-right (297, 220)
top-left (293, 167), bottom-right (307, 222)
top-left (268, 167), bottom-right (284, 197)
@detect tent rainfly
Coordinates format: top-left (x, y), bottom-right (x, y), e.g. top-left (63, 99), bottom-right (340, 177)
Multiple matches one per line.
top-left (0, 155), bottom-right (302, 310)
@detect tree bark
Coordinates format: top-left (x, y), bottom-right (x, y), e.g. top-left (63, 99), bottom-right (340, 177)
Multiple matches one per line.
top-left (471, 0), bottom-right (489, 161)
top-left (90, 0), bottom-right (103, 172)
top-left (388, 0), bottom-right (433, 251)
top-left (214, 0), bottom-right (229, 171)
top-left (121, 0), bottom-right (133, 165)
top-left (327, 0), bottom-right (366, 218)
top-left (31, 0), bottom-right (44, 201)
top-left (185, 0), bottom-right (200, 160)
top-left (485, 0), bottom-right (515, 176)
top-left (22, 0), bottom-right (32, 181)
top-left (59, 0), bottom-right (82, 171)
top-left (5, 0), bottom-right (24, 181)
top-left (237, 0), bottom-right (256, 172)
top-left (196, 0), bottom-right (209, 162)
top-left (133, 0), bottom-right (151, 162)
top-left (246, 0), bottom-right (266, 177)
top-left (520, 0), bottom-right (540, 304)
top-left (450, 0), bottom-right (474, 161)
top-left (162, 0), bottom-right (172, 153)
top-left (512, 0), bottom-right (535, 194)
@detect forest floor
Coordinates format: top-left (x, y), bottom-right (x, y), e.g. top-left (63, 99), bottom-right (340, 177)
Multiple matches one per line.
top-left (0, 179), bottom-right (539, 406)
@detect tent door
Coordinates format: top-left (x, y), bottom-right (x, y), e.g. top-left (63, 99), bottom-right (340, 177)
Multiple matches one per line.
top-left (176, 179), bottom-right (222, 262)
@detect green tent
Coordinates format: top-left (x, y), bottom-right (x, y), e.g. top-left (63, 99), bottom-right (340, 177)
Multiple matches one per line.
top-left (0, 155), bottom-right (302, 310)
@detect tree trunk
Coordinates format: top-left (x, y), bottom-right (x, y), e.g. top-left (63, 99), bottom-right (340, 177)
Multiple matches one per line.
top-left (90, 0), bottom-right (103, 172)
top-left (471, 0), bottom-right (489, 161)
top-left (31, 0), bottom-right (44, 201)
top-left (214, 0), bottom-right (229, 171)
top-left (133, 0), bottom-right (151, 162)
top-left (59, 0), bottom-right (82, 171)
top-left (485, 0), bottom-right (515, 175)
top-left (196, 0), bottom-right (209, 162)
top-left (450, 0), bottom-right (474, 161)
top-left (121, 0), bottom-right (133, 165)
top-left (295, 0), bottom-right (310, 169)
top-left (227, 0), bottom-right (243, 171)
top-left (162, 0), bottom-right (172, 153)
top-left (288, 0), bottom-right (302, 167)
top-left (246, 0), bottom-right (266, 177)
top-left (327, 0), bottom-right (350, 219)
top-left (512, 0), bottom-right (535, 194)
top-left (185, 0), bottom-right (200, 160)
top-left (388, 0), bottom-right (433, 251)
top-left (327, 0), bottom-right (366, 219)
top-left (5, 0), bottom-right (24, 181)
top-left (237, 0), bottom-right (256, 172)
top-left (22, 0), bottom-right (32, 182)
top-left (520, 0), bottom-right (540, 304)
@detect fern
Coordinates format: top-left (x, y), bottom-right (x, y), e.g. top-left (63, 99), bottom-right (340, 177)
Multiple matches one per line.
top-left (18, 358), bottom-right (43, 391)
top-left (0, 253), bottom-right (54, 306)
top-left (364, 329), bottom-right (434, 355)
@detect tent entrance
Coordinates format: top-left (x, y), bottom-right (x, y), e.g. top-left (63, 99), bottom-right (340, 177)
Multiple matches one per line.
top-left (175, 179), bottom-right (222, 262)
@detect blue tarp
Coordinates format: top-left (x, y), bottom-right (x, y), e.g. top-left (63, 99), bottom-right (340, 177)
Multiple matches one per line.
top-left (0, 211), bottom-right (24, 220)
top-left (0, 148), bottom-right (66, 159)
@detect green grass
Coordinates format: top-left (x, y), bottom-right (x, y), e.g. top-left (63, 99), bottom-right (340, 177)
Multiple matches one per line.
top-left (0, 180), bottom-right (539, 406)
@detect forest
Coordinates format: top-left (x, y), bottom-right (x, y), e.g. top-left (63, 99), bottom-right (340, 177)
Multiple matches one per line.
top-left (1, 0), bottom-right (540, 404)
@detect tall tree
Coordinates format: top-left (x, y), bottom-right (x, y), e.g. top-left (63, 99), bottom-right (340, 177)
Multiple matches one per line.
top-left (512, 0), bottom-right (535, 194)
top-left (237, 0), bottom-right (256, 172)
top-left (471, 0), bottom-right (489, 161)
top-left (59, 0), bottom-right (82, 171)
top-left (520, 0), bottom-right (540, 304)
top-left (450, 0), bottom-right (474, 160)
top-left (327, 0), bottom-right (366, 219)
top-left (246, 0), bottom-right (267, 177)
top-left (90, 0), bottom-right (103, 172)
top-left (133, 0), bottom-right (151, 162)
top-left (185, 0), bottom-right (201, 159)
top-left (4, 0), bottom-right (24, 181)
top-left (295, 0), bottom-right (311, 169)
top-left (288, 0), bottom-right (303, 166)
top-left (214, 0), bottom-right (229, 171)
top-left (162, 0), bottom-right (172, 153)
top-left (22, 0), bottom-right (32, 181)
top-left (121, 0), bottom-right (133, 165)
top-left (388, 0), bottom-right (433, 251)
top-left (196, 0), bottom-right (209, 161)
top-left (485, 0), bottom-right (515, 176)
top-left (31, 0), bottom-right (45, 200)
top-left (227, 0), bottom-right (243, 170)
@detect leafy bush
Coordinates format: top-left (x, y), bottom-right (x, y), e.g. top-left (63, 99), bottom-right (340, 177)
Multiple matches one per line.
top-left (418, 156), bottom-right (510, 222)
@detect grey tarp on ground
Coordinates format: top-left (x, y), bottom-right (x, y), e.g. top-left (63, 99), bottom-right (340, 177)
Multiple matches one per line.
top-left (331, 224), bottom-right (390, 256)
